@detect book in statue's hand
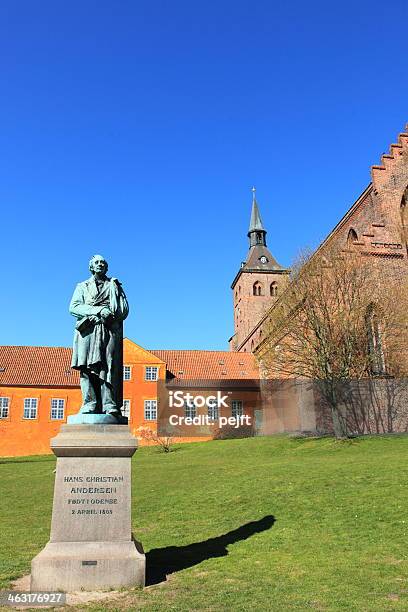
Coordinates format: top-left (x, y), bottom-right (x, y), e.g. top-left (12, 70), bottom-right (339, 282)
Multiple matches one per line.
top-left (75, 317), bottom-right (95, 334)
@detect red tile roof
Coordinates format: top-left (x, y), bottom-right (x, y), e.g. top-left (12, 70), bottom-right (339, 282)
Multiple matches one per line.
top-left (0, 346), bottom-right (260, 388)
top-left (150, 350), bottom-right (259, 380)
top-left (0, 346), bottom-right (79, 387)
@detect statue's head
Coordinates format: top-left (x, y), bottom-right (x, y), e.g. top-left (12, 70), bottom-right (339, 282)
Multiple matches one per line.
top-left (89, 254), bottom-right (108, 275)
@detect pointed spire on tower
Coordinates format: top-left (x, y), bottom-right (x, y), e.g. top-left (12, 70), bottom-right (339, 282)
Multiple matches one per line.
top-left (248, 187), bottom-right (265, 233)
top-left (248, 187), bottom-right (267, 247)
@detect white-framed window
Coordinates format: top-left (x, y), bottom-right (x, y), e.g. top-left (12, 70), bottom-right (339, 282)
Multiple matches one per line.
top-left (208, 398), bottom-right (218, 421)
top-left (50, 398), bottom-right (65, 420)
top-left (23, 398), bottom-right (38, 419)
top-left (232, 400), bottom-right (243, 418)
top-left (145, 366), bottom-right (159, 381)
top-left (122, 399), bottom-right (131, 418)
top-left (144, 399), bottom-right (157, 420)
top-left (123, 365), bottom-right (131, 381)
top-left (0, 397), bottom-right (9, 418)
top-left (184, 400), bottom-right (196, 419)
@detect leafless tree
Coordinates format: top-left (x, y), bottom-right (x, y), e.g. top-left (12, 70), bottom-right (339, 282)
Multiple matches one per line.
top-left (137, 426), bottom-right (176, 452)
top-left (258, 247), bottom-right (408, 438)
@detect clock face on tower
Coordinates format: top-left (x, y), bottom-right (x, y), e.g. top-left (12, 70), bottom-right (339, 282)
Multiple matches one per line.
top-left (260, 256), bottom-right (268, 264)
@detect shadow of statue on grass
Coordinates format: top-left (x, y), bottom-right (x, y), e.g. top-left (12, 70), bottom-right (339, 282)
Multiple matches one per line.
top-left (145, 514), bottom-right (275, 586)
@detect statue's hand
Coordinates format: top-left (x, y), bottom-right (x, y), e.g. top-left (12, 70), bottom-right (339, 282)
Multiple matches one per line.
top-left (100, 307), bottom-right (112, 320)
top-left (89, 315), bottom-right (100, 324)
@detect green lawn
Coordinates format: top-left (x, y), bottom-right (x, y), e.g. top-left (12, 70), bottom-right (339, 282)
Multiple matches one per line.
top-left (1, 435), bottom-right (408, 611)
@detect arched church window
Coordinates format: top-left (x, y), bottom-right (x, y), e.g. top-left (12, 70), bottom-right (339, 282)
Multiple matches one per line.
top-left (251, 339), bottom-right (255, 351)
top-left (270, 281), bottom-right (278, 297)
top-left (253, 281), bottom-right (263, 296)
top-left (366, 304), bottom-right (386, 376)
top-left (347, 228), bottom-right (358, 245)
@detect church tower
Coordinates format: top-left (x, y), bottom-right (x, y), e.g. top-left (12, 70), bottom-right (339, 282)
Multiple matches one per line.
top-left (229, 189), bottom-right (290, 351)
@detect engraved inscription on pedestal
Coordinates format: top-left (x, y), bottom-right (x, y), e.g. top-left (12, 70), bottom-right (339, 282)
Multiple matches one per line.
top-left (51, 461), bottom-right (131, 543)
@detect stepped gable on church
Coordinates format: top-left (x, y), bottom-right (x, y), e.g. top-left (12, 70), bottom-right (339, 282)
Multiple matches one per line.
top-left (315, 124), bottom-right (408, 265)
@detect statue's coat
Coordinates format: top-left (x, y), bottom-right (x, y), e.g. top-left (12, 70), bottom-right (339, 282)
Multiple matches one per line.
top-left (69, 277), bottom-right (129, 388)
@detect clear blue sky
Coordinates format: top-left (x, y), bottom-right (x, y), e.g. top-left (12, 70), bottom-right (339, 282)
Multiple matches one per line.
top-left (1, 0), bottom-right (407, 350)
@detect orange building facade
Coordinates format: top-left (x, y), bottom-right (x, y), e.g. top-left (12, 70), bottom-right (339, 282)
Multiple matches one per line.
top-left (0, 339), bottom-right (260, 457)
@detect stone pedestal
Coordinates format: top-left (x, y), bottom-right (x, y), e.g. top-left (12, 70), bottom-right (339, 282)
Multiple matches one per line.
top-left (31, 425), bottom-right (145, 591)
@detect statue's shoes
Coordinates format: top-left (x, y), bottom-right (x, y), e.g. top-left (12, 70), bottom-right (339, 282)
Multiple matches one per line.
top-left (105, 409), bottom-right (121, 417)
top-left (78, 408), bottom-right (99, 414)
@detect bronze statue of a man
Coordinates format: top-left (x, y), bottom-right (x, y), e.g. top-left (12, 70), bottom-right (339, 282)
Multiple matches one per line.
top-left (69, 255), bottom-right (129, 421)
